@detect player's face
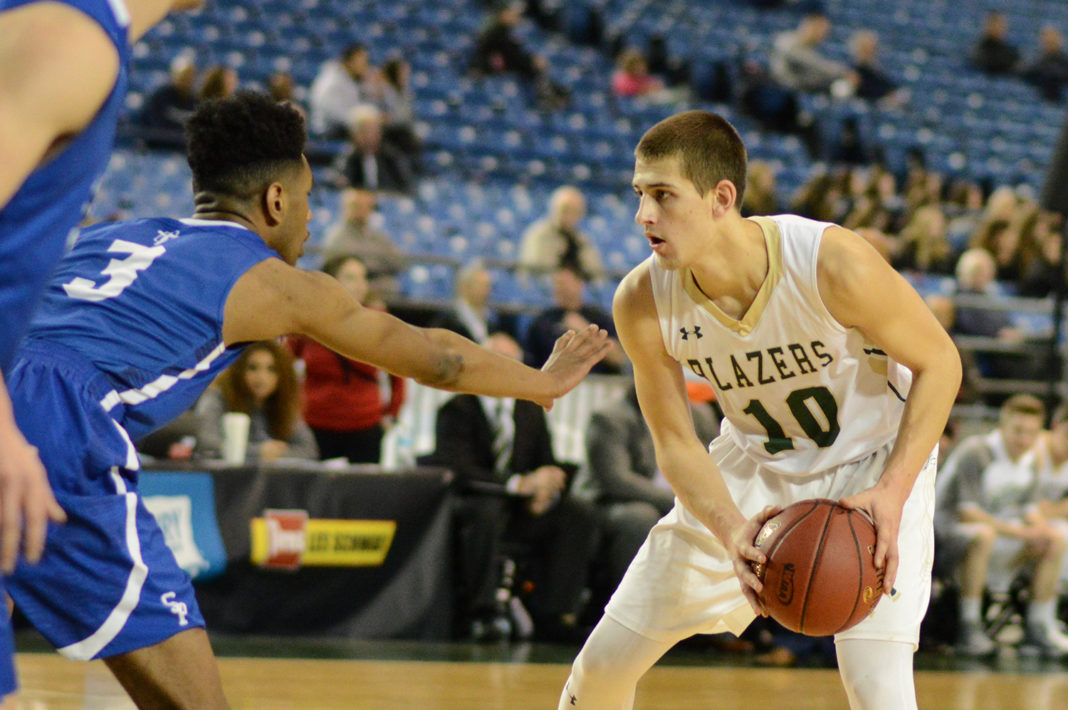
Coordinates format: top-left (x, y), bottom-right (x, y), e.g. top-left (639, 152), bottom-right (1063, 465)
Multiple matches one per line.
top-left (1000, 412), bottom-right (1043, 461)
top-left (632, 154), bottom-right (713, 270)
top-left (244, 349), bottom-right (279, 403)
top-left (279, 157), bottom-right (314, 265)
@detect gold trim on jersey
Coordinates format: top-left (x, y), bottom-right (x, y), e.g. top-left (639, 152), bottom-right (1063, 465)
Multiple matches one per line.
top-left (683, 217), bottom-right (783, 336)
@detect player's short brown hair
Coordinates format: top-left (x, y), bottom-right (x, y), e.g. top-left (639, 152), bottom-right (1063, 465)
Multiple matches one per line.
top-left (635, 110), bottom-right (748, 205)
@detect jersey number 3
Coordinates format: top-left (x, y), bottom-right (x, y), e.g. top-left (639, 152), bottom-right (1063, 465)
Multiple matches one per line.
top-left (743, 386), bottom-right (841, 454)
top-left (63, 239), bottom-right (167, 302)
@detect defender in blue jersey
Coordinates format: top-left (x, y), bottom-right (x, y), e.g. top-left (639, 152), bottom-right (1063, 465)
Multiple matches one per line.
top-left (0, 6), bottom-right (201, 699)
top-left (7, 92), bottom-right (611, 708)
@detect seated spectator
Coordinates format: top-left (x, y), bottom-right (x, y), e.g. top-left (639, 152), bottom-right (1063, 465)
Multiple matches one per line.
top-left (1018, 210), bottom-right (1065, 298)
top-left (334, 103), bottom-right (414, 195)
top-left (309, 44), bottom-right (375, 139)
top-left (611, 48), bottom-right (666, 99)
top-left (970, 11), bottom-right (1020, 75)
top-left (322, 187), bottom-right (407, 299)
top-left (849, 30), bottom-right (907, 106)
top-left (893, 204), bottom-right (957, 276)
top-left (523, 265), bottom-right (624, 374)
top-left (194, 340), bottom-right (318, 463)
top-left (198, 65), bottom-right (238, 102)
top-left (471, 1), bottom-right (568, 109)
top-left (1022, 25), bottom-right (1068, 102)
top-left (138, 54), bottom-right (198, 148)
top-left (430, 260), bottom-right (514, 343)
top-left (420, 333), bottom-right (602, 642)
top-left (741, 160), bottom-right (779, 217)
top-left (290, 256), bottom-right (405, 464)
top-left (518, 185), bottom-right (604, 279)
top-left (377, 56), bottom-right (422, 172)
top-left (769, 11), bottom-right (858, 96)
top-left (572, 383), bottom-right (719, 597)
top-left (952, 248), bottom-right (1021, 341)
top-left (935, 395), bottom-right (1068, 657)
top-left (971, 217), bottom-right (1024, 284)
top-left (267, 71), bottom-right (307, 120)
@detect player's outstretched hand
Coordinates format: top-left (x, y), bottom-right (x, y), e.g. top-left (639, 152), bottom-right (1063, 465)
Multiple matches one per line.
top-left (537, 324), bottom-right (612, 410)
top-left (839, 486), bottom-right (904, 598)
top-left (729, 504), bottom-right (782, 616)
top-left (0, 424), bottom-right (66, 573)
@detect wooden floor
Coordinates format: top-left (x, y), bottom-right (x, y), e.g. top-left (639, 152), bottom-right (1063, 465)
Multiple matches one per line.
top-left (12, 652), bottom-right (1068, 710)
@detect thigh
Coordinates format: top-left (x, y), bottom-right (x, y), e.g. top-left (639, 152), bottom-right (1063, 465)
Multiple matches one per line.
top-left (9, 472), bottom-right (205, 661)
top-left (104, 627), bottom-right (227, 710)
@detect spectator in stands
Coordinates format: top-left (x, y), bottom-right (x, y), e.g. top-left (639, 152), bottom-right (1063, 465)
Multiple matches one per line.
top-left (309, 44), bottom-right (376, 139)
top-left (769, 11), bottom-right (858, 96)
top-left (1021, 25), bottom-right (1068, 102)
top-left (138, 54), bottom-right (198, 148)
top-left (893, 204), bottom-right (957, 276)
top-left (430, 260), bottom-right (513, 343)
top-left (573, 383), bottom-right (719, 598)
top-left (289, 256), bottom-right (405, 464)
top-left (952, 247), bottom-right (1023, 342)
top-left (378, 56), bottom-right (422, 172)
top-left (970, 11), bottom-right (1021, 75)
top-left (267, 71), bottom-right (306, 120)
top-left (971, 218), bottom-right (1024, 284)
top-left (471, 1), bottom-right (568, 109)
top-left (518, 185), bottom-right (604, 279)
top-left (421, 332), bottom-right (602, 642)
top-left (334, 103), bottom-right (414, 195)
top-left (935, 394), bottom-right (1068, 657)
top-left (741, 160), bottom-right (779, 217)
top-left (1018, 211), bottom-right (1065, 298)
top-left (849, 30), bottom-right (907, 107)
top-left (198, 65), bottom-right (237, 102)
top-left (322, 187), bottom-right (407, 299)
top-left (611, 48), bottom-right (666, 99)
top-left (523, 264), bottom-right (624, 375)
top-left (194, 340), bottom-right (319, 463)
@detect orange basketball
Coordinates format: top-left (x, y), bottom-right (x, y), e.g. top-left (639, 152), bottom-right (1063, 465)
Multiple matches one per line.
top-left (751, 499), bottom-right (883, 636)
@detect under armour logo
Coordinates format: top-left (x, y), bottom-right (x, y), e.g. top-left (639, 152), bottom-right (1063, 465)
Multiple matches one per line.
top-left (161, 591), bottom-right (189, 626)
top-left (153, 229), bottom-right (180, 246)
top-left (680, 326), bottom-right (703, 340)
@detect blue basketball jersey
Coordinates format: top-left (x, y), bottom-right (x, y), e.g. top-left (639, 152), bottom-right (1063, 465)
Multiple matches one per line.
top-left (22, 217), bottom-right (281, 441)
top-left (0, 0), bottom-right (131, 371)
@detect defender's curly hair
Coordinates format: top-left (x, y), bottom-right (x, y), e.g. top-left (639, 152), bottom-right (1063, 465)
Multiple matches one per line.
top-left (185, 91), bottom-right (306, 198)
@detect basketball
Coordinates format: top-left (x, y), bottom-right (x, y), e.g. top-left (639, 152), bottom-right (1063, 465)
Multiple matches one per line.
top-left (751, 499), bottom-right (883, 636)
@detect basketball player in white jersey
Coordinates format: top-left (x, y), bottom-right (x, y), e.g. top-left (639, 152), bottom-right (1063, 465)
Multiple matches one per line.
top-left (558, 111), bottom-right (961, 710)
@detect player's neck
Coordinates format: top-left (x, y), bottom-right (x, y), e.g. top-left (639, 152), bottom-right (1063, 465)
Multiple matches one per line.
top-left (690, 217), bottom-right (768, 305)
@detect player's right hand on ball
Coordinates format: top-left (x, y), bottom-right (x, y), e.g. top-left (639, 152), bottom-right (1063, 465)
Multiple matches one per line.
top-left (728, 505), bottom-right (781, 616)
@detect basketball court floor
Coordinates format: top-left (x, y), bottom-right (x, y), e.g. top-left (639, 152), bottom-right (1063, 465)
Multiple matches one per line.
top-left (11, 632), bottom-right (1068, 709)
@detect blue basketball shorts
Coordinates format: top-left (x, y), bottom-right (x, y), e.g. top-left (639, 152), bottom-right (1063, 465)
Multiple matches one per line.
top-left (7, 346), bottom-right (205, 662)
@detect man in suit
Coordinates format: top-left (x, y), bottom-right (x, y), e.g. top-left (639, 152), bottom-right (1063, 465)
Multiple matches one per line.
top-left (334, 103), bottom-right (414, 195)
top-left (423, 333), bottom-right (601, 642)
top-left (429, 261), bottom-right (513, 343)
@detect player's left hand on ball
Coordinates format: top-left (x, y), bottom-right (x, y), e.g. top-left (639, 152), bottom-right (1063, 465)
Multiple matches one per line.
top-left (839, 488), bottom-right (903, 597)
top-left (728, 505), bottom-right (782, 616)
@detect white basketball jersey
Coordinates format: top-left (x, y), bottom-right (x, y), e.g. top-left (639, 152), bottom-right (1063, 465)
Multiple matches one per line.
top-left (648, 214), bottom-right (911, 476)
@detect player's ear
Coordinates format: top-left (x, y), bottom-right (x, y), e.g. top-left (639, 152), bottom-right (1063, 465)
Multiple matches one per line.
top-left (263, 182), bottom-right (286, 225)
top-left (710, 179), bottom-right (737, 217)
